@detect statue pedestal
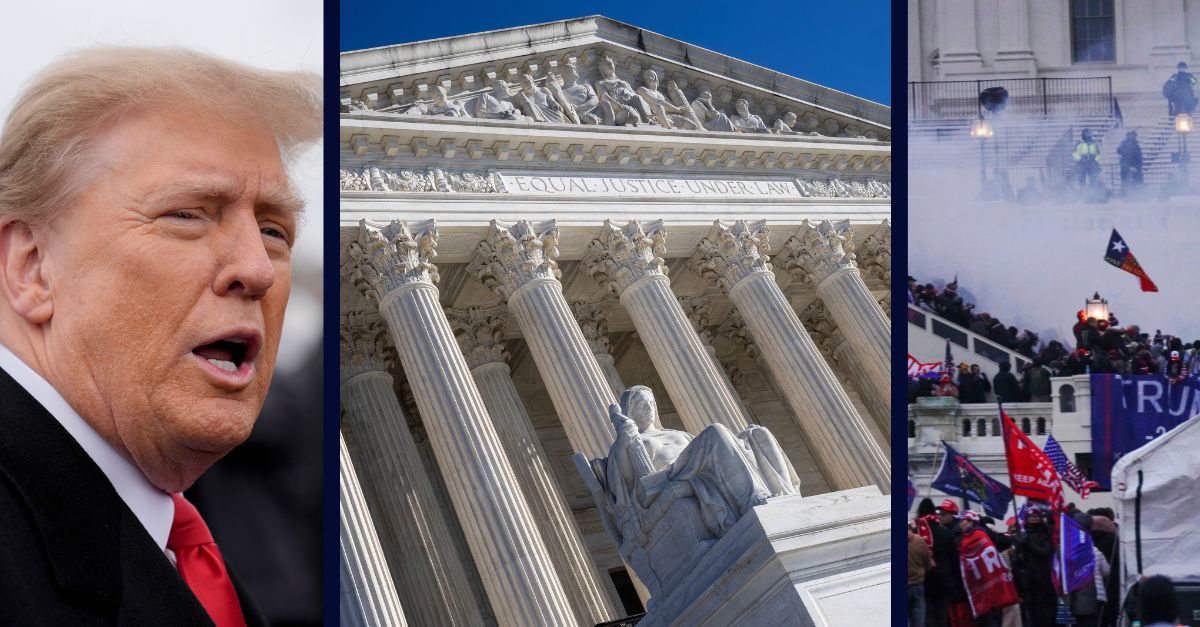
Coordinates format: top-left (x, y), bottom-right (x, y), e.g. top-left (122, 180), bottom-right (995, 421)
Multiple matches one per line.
top-left (638, 486), bottom-right (890, 627)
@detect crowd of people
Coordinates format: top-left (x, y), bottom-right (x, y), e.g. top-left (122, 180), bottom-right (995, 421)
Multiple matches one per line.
top-left (909, 276), bottom-right (1200, 404)
top-left (908, 498), bottom-right (1181, 627)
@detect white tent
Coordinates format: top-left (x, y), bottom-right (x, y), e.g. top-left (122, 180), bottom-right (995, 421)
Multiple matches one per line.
top-left (1111, 413), bottom-right (1200, 603)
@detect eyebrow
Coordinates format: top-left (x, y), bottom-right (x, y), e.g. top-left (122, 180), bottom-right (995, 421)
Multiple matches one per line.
top-left (133, 176), bottom-right (305, 217)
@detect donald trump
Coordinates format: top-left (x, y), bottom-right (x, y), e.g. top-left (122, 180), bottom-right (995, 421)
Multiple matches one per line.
top-left (0, 47), bottom-right (321, 625)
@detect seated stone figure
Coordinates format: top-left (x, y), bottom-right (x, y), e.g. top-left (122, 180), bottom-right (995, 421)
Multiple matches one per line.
top-left (577, 385), bottom-right (800, 600)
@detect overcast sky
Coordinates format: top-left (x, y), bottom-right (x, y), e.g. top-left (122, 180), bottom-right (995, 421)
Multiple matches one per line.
top-left (0, 0), bottom-right (324, 368)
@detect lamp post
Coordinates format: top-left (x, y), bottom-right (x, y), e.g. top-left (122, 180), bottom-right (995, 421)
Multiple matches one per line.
top-left (971, 117), bottom-right (994, 197)
top-left (1176, 112), bottom-right (1192, 188)
top-left (1085, 292), bottom-right (1109, 321)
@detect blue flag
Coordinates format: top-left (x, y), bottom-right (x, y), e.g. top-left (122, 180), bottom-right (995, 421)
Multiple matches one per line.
top-left (1090, 374), bottom-right (1200, 488)
top-left (1054, 511), bottom-right (1096, 595)
top-left (931, 442), bottom-right (1013, 518)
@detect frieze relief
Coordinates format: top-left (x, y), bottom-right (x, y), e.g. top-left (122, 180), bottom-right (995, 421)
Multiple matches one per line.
top-left (339, 165), bottom-right (889, 199)
top-left (341, 50), bottom-right (886, 142)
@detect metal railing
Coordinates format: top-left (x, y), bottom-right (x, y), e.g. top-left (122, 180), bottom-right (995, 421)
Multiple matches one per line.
top-left (909, 77), bottom-right (1115, 120)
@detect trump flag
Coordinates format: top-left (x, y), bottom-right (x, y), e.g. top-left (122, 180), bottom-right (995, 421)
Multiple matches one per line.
top-left (1103, 228), bottom-right (1158, 292)
top-left (931, 442), bottom-right (1013, 518)
top-left (960, 527), bottom-right (1020, 617)
top-left (1001, 411), bottom-right (1063, 506)
top-left (1054, 511), bottom-right (1096, 596)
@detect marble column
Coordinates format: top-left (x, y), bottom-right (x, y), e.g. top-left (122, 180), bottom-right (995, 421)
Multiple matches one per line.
top-left (689, 220), bottom-right (889, 492)
top-left (800, 300), bottom-right (889, 440)
top-left (571, 299), bottom-right (626, 397)
top-left (994, 0), bottom-right (1035, 73)
top-left (856, 220), bottom-right (892, 297)
top-left (468, 219), bottom-right (616, 459)
top-left (339, 432), bottom-right (409, 627)
top-left (448, 305), bottom-right (620, 626)
top-left (936, 0), bottom-right (983, 76)
top-left (347, 219), bottom-right (576, 627)
top-left (778, 220), bottom-right (890, 417)
top-left (1150, 0), bottom-right (1190, 68)
top-left (586, 220), bottom-right (750, 435)
top-left (339, 311), bottom-right (482, 627)
top-left (678, 294), bottom-right (756, 422)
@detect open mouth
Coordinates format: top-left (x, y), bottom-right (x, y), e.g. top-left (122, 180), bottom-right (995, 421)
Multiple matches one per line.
top-left (192, 334), bottom-right (260, 374)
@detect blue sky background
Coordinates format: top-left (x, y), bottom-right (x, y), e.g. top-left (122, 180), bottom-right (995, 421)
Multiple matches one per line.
top-left (340, 1), bottom-right (891, 105)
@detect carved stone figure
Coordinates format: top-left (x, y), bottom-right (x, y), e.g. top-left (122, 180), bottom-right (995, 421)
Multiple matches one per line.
top-left (729, 98), bottom-right (770, 133)
top-left (594, 55), bottom-right (651, 126)
top-left (474, 77), bottom-right (525, 120)
top-left (406, 85), bottom-right (468, 117)
top-left (345, 98), bottom-right (371, 113)
top-left (513, 73), bottom-right (567, 124)
top-left (575, 386), bottom-right (800, 599)
top-left (556, 62), bottom-right (602, 124)
top-left (636, 69), bottom-right (703, 130)
top-left (690, 90), bottom-right (734, 132)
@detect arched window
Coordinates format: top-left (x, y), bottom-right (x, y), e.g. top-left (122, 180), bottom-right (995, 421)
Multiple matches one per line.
top-left (1060, 385), bottom-right (1077, 413)
top-left (1022, 418), bottom-right (1032, 435)
top-left (992, 417), bottom-right (1001, 436)
top-left (1036, 417), bottom-right (1047, 435)
top-left (963, 419), bottom-right (972, 437)
top-left (977, 419), bottom-right (988, 437)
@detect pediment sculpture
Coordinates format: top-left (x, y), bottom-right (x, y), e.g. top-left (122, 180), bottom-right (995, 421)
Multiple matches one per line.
top-left (574, 386), bottom-right (801, 602)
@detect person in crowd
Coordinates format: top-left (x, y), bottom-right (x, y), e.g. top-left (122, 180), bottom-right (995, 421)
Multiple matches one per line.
top-left (1117, 130), bottom-right (1143, 195)
top-left (959, 511), bottom-right (1010, 627)
top-left (992, 362), bottom-right (1021, 403)
top-left (1137, 575), bottom-right (1179, 627)
top-left (1014, 506), bottom-right (1057, 627)
top-left (1068, 512), bottom-right (1110, 627)
top-left (926, 500), bottom-right (968, 627)
top-left (934, 374), bottom-right (960, 399)
top-left (1073, 129), bottom-right (1101, 188)
top-left (958, 364), bottom-right (991, 404)
top-left (910, 525), bottom-right (934, 627)
top-left (1164, 61), bottom-right (1198, 116)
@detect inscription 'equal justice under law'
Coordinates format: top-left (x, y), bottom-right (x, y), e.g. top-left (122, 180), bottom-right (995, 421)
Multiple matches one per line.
top-left (504, 174), bottom-right (799, 197)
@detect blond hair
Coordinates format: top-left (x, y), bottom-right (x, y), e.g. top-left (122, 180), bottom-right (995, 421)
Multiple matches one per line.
top-left (0, 46), bottom-right (322, 224)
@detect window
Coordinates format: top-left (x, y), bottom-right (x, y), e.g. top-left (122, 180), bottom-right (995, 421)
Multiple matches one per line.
top-left (963, 419), bottom-right (972, 437)
top-left (992, 418), bottom-right (1001, 437)
top-left (1060, 385), bottom-right (1077, 413)
top-left (1036, 417), bottom-right (1047, 435)
top-left (977, 419), bottom-right (988, 437)
top-left (1022, 417), bottom-right (1032, 434)
top-left (1072, 0), bottom-right (1115, 63)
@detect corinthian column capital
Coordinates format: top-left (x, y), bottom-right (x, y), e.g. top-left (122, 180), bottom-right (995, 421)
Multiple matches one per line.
top-left (780, 219), bottom-right (857, 287)
top-left (799, 300), bottom-right (846, 360)
top-left (446, 304), bottom-right (510, 370)
top-left (339, 310), bottom-right (395, 384)
top-left (857, 219), bottom-right (891, 284)
top-left (468, 219), bottom-right (562, 301)
top-left (688, 219), bottom-right (772, 294)
top-left (677, 294), bottom-right (717, 346)
top-left (584, 219), bottom-right (668, 295)
top-left (570, 299), bottom-right (616, 356)
top-left (346, 219), bottom-right (440, 303)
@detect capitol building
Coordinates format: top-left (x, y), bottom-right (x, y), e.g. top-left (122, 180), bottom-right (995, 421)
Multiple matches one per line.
top-left (338, 16), bottom-right (892, 626)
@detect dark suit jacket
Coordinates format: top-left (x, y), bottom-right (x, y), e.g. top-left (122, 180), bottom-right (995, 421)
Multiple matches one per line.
top-left (0, 367), bottom-right (267, 626)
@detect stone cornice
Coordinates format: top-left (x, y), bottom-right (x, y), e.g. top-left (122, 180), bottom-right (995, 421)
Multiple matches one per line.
top-left (339, 16), bottom-right (889, 129)
top-left (341, 116), bottom-right (890, 174)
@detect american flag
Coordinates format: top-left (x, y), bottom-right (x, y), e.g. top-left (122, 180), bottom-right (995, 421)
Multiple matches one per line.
top-left (1045, 435), bottom-right (1100, 498)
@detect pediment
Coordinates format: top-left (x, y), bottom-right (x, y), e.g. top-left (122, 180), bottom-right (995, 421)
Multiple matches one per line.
top-left (339, 15), bottom-right (889, 142)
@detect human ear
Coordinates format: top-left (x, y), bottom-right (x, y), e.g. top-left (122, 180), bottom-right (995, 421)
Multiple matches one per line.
top-left (0, 220), bottom-right (53, 324)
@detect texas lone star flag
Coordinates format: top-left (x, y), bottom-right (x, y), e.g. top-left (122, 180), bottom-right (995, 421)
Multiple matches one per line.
top-left (1103, 228), bottom-right (1158, 292)
top-left (1000, 411), bottom-right (1064, 507)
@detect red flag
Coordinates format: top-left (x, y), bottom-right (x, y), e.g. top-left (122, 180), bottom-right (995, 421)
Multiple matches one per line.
top-left (1103, 229), bottom-right (1158, 292)
top-left (959, 527), bottom-right (1020, 617)
top-left (1000, 411), bottom-right (1064, 507)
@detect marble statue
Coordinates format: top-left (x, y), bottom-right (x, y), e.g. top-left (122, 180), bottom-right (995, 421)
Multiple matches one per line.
top-left (345, 98), bottom-right (371, 113)
top-left (729, 98), bottom-right (770, 133)
top-left (690, 90), bottom-right (734, 132)
top-left (556, 62), bottom-right (602, 124)
top-left (594, 55), bottom-right (652, 126)
top-left (575, 386), bottom-right (800, 600)
top-left (771, 111), bottom-right (797, 134)
top-left (474, 77), bottom-right (525, 121)
top-left (636, 69), bottom-right (703, 130)
top-left (407, 85), bottom-right (469, 117)
top-left (513, 73), bottom-right (568, 124)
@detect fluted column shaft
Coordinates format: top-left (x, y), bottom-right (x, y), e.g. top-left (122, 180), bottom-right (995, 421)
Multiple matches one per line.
top-left (815, 268), bottom-right (892, 411)
top-left (832, 341), bottom-right (889, 446)
top-left (728, 273), bottom-right (890, 491)
top-left (471, 360), bottom-right (620, 625)
top-left (731, 274), bottom-right (889, 490)
top-left (619, 275), bottom-right (750, 434)
top-left (339, 433), bottom-right (409, 627)
top-left (592, 351), bottom-right (626, 398)
top-left (350, 219), bottom-right (575, 627)
top-left (341, 371), bottom-right (481, 627)
top-left (376, 284), bottom-right (575, 626)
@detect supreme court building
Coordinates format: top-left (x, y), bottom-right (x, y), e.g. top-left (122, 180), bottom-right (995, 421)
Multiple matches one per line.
top-left (338, 16), bottom-right (893, 626)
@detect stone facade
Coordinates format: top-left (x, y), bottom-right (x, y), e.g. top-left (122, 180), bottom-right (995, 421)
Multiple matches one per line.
top-left (340, 16), bottom-right (891, 626)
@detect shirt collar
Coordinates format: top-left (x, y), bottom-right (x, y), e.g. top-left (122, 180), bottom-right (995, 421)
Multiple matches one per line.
top-left (0, 342), bottom-right (173, 551)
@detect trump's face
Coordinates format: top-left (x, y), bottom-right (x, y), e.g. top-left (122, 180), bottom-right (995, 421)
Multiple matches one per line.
top-left (36, 105), bottom-right (297, 491)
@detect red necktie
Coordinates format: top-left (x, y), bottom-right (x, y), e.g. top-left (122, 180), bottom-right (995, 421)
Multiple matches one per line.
top-left (168, 493), bottom-right (247, 627)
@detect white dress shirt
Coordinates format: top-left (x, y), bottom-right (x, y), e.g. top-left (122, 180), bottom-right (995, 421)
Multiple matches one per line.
top-left (0, 342), bottom-right (174, 553)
